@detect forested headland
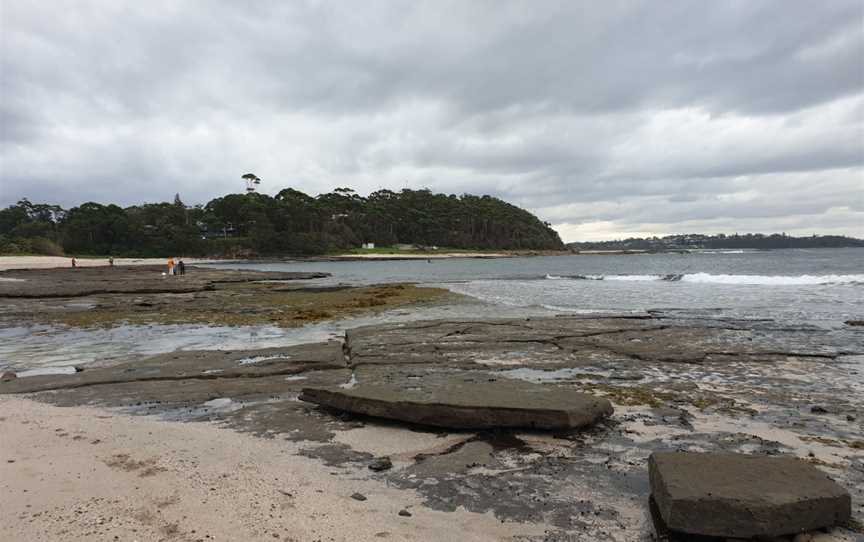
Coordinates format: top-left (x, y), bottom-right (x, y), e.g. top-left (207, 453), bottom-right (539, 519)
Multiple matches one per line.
top-left (0, 188), bottom-right (564, 257)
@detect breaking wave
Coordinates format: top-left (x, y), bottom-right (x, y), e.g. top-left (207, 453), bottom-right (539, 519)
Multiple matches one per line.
top-left (545, 273), bottom-right (864, 286)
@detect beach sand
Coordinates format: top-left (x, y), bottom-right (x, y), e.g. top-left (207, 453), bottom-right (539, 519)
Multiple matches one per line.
top-left (0, 396), bottom-right (544, 542)
top-left (0, 256), bottom-right (220, 271)
top-left (0, 254), bottom-right (519, 271)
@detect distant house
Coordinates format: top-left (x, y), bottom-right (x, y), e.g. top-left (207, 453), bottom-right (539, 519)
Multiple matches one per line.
top-left (361, 242), bottom-right (375, 249)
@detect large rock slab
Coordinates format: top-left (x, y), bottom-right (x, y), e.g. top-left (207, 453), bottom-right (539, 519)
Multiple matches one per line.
top-left (344, 317), bottom-right (844, 369)
top-left (649, 451), bottom-right (851, 538)
top-left (299, 370), bottom-right (613, 430)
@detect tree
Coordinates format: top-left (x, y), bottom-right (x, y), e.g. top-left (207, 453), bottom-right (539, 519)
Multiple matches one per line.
top-left (242, 173), bottom-right (261, 193)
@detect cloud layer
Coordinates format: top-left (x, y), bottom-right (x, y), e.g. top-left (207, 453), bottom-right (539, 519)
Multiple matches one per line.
top-left (1, 0), bottom-right (862, 241)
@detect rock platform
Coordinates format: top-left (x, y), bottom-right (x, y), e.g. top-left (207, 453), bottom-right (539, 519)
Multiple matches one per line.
top-left (2, 313), bottom-right (862, 539)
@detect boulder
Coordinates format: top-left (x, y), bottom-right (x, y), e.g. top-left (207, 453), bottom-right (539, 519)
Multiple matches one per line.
top-left (368, 457), bottom-right (393, 472)
top-left (300, 371), bottom-right (612, 430)
top-left (649, 452), bottom-right (851, 538)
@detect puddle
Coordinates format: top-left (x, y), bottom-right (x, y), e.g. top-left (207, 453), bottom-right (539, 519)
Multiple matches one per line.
top-left (0, 301), bottom-right (531, 373)
top-left (203, 397), bottom-right (235, 409)
top-left (339, 372), bottom-right (358, 389)
top-left (237, 354), bottom-right (292, 365)
top-left (499, 367), bottom-right (590, 382)
top-left (15, 366), bottom-right (80, 378)
top-left (0, 323), bottom-right (340, 371)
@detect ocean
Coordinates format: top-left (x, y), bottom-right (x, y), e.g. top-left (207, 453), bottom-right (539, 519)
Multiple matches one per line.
top-left (209, 247), bottom-right (864, 326)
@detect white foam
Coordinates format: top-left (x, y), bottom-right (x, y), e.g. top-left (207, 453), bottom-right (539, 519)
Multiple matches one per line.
top-left (545, 272), bottom-right (864, 286)
top-left (680, 273), bottom-right (864, 285)
top-left (604, 274), bottom-right (662, 282)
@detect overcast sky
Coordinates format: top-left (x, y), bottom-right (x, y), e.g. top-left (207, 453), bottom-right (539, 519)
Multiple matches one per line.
top-left (1, 1), bottom-right (862, 241)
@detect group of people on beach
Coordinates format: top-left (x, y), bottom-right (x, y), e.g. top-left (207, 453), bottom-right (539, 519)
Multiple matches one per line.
top-left (167, 257), bottom-right (185, 276)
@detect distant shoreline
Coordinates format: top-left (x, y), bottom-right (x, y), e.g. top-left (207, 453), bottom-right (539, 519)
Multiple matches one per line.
top-left (0, 256), bottom-right (222, 271)
top-left (291, 249), bottom-right (569, 261)
top-left (3, 246), bottom-right (860, 270)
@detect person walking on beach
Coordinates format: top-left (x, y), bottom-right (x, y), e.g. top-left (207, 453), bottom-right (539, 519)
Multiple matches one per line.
top-left (108, 256), bottom-right (114, 267)
top-left (71, 257), bottom-right (77, 268)
top-left (178, 259), bottom-right (186, 275)
top-left (167, 257), bottom-right (175, 276)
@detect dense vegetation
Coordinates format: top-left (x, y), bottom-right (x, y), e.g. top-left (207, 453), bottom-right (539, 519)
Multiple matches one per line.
top-left (0, 188), bottom-right (564, 257)
top-left (568, 233), bottom-right (864, 251)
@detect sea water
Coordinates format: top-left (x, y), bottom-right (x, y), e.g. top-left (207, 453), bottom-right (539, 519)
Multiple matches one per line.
top-left (2, 248), bottom-right (862, 371)
top-left (209, 247), bottom-right (864, 326)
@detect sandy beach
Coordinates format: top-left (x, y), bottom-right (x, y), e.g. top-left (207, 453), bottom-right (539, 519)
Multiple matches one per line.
top-left (0, 256), bottom-right (222, 271)
top-left (0, 396), bottom-right (540, 542)
top-left (0, 253), bottom-right (526, 271)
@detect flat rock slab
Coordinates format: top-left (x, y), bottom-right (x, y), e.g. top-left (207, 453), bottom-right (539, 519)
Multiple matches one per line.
top-left (0, 342), bottom-right (345, 394)
top-left (649, 451), bottom-right (851, 538)
top-left (300, 371), bottom-right (613, 430)
top-left (344, 317), bottom-right (844, 368)
top-left (0, 265), bottom-right (329, 298)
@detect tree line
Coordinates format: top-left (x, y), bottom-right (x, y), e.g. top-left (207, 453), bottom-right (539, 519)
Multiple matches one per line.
top-left (567, 233), bottom-right (864, 251)
top-left (0, 188), bottom-right (564, 257)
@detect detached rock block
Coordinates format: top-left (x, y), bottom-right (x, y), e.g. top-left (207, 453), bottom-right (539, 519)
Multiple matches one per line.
top-left (300, 375), bottom-right (612, 430)
top-left (649, 452), bottom-right (851, 538)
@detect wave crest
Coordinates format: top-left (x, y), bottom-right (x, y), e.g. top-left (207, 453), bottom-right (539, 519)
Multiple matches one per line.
top-left (544, 273), bottom-right (864, 285)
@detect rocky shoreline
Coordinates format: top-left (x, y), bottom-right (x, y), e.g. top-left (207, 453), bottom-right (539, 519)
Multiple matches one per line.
top-left (0, 265), bottom-right (454, 330)
top-left (1, 266), bottom-right (863, 540)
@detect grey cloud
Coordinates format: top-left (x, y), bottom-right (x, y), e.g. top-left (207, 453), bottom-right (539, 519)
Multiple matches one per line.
top-left (1, 0), bottom-right (862, 240)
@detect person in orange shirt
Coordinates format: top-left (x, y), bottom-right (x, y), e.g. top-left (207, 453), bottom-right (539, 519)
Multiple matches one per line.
top-left (167, 257), bottom-right (175, 276)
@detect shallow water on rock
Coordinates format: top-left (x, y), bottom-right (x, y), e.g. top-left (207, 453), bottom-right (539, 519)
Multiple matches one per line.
top-left (0, 300), bottom-right (553, 371)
